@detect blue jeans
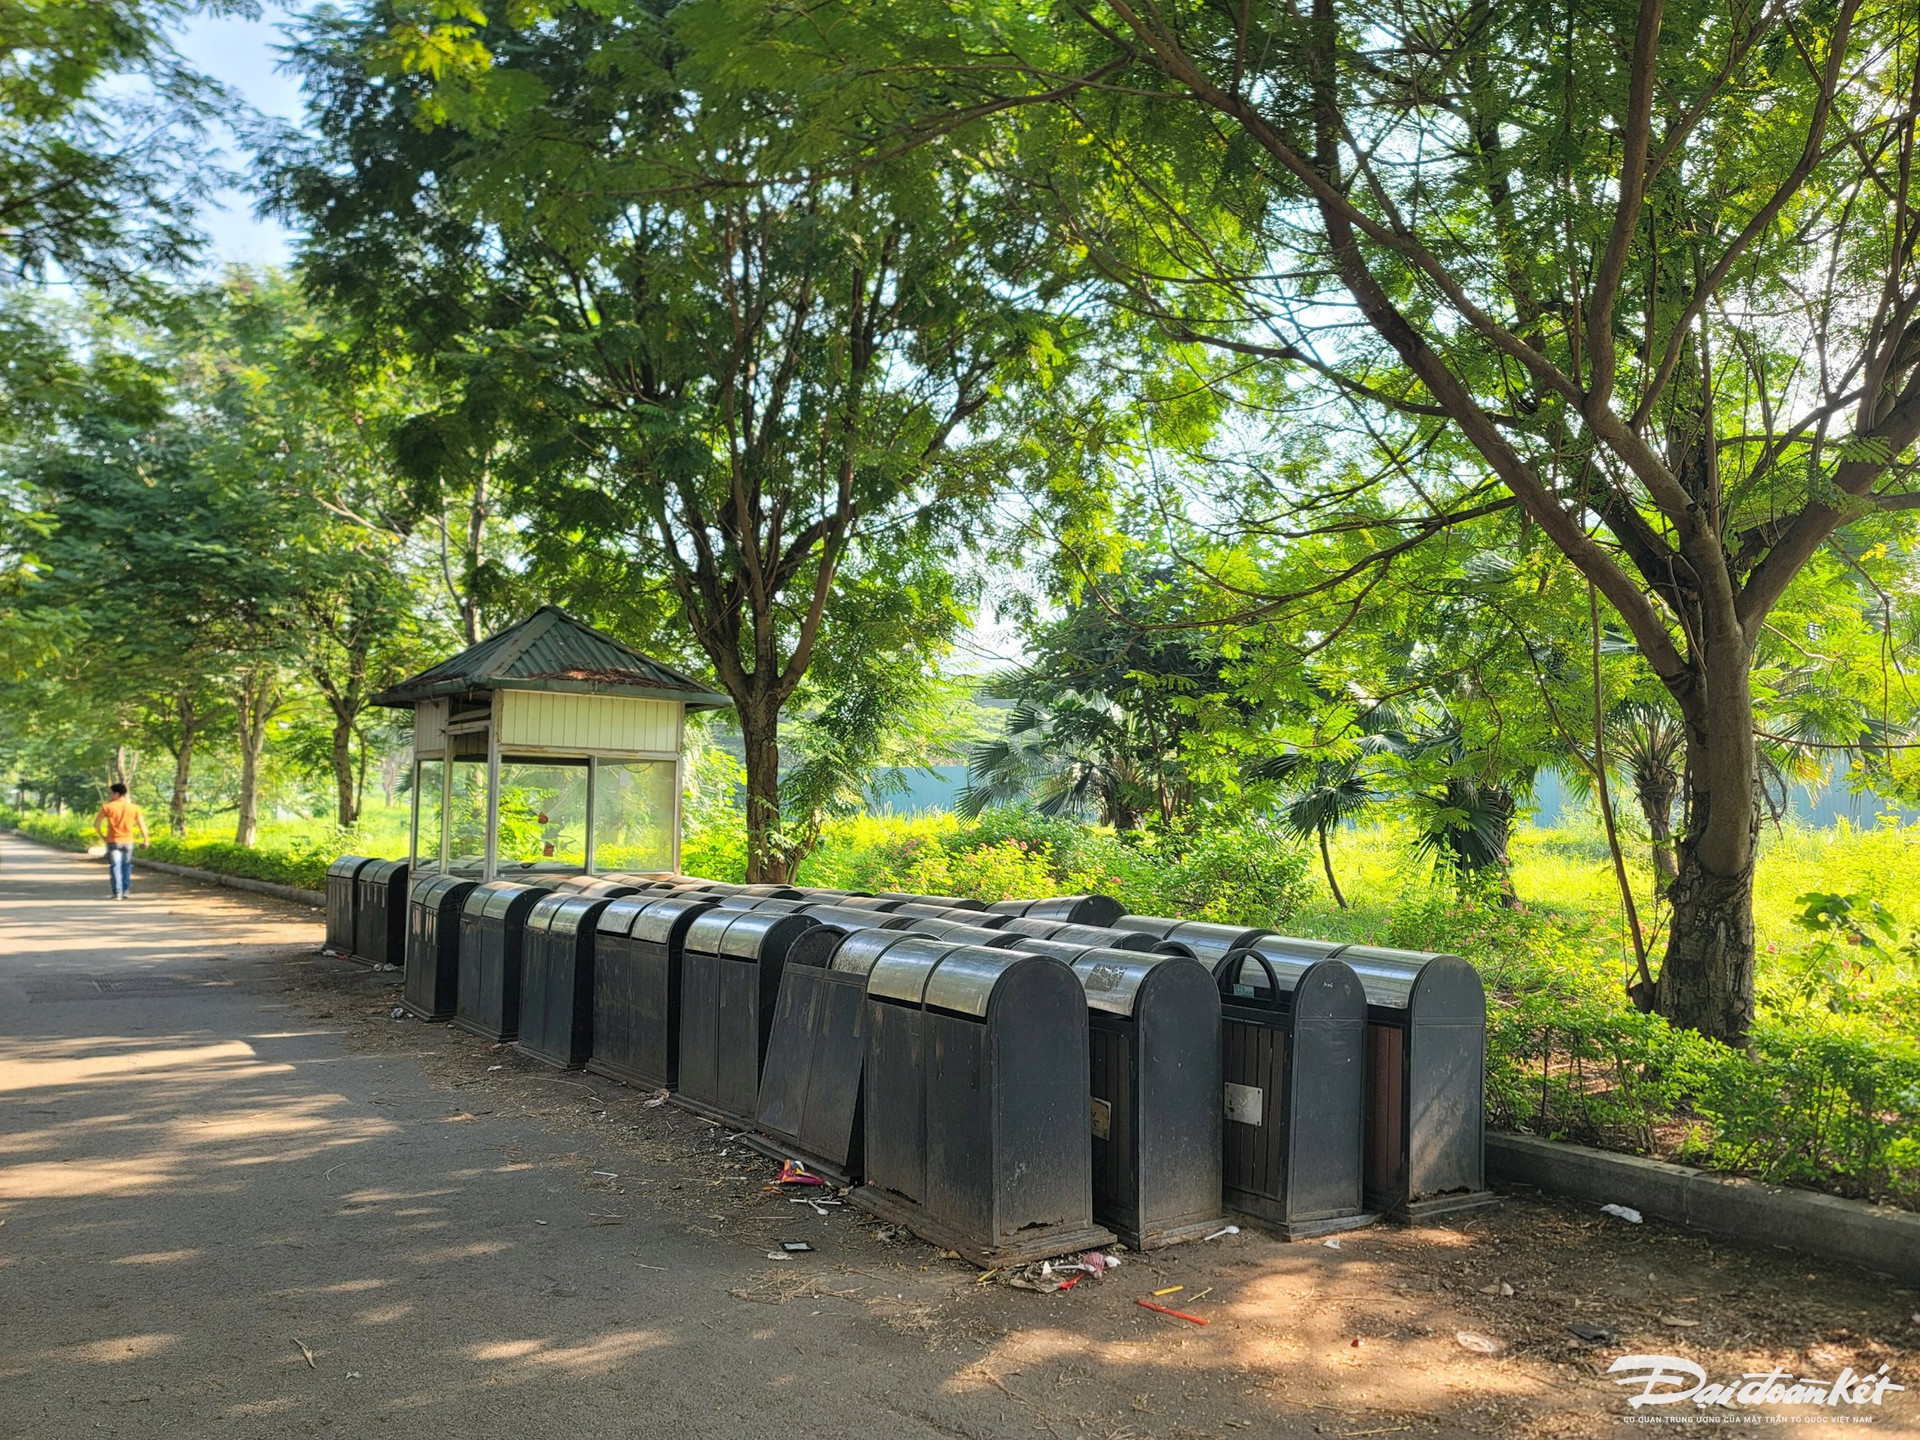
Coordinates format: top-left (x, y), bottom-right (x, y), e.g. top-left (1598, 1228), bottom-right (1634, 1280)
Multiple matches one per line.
top-left (107, 843), bottom-right (133, 897)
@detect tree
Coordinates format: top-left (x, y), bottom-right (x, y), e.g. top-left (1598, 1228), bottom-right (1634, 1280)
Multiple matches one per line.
top-left (765, 0), bottom-right (1920, 1041)
top-left (269, 0), bottom-right (1082, 879)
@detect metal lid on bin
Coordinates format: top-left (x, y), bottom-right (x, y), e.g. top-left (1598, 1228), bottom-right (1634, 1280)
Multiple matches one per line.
top-left (475, 880), bottom-right (553, 920)
top-left (360, 858), bottom-right (409, 883)
top-left (865, 937), bottom-right (964, 1003)
top-left (716, 910), bottom-right (816, 960)
top-left (1337, 945), bottom-right (1482, 1017)
top-left (875, 893), bottom-right (985, 911)
top-left (413, 874), bottom-right (477, 907)
top-left (547, 894), bottom-right (612, 936)
top-left (923, 947), bottom-right (1060, 1018)
top-left (716, 895), bottom-right (812, 914)
top-left (1161, 921), bottom-right (1272, 964)
top-left (1071, 948), bottom-right (1204, 1017)
top-left (801, 904), bottom-right (909, 932)
top-left (905, 918), bottom-right (1020, 947)
top-left (1226, 936), bottom-right (1351, 995)
top-left (988, 894), bottom-right (1123, 927)
top-left (328, 855), bottom-right (375, 880)
top-left (1005, 935), bottom-right (1104, 963)
top-left (596, 896), bottom-right (656, 936)
top-left (625, 893), bottom-right (720, 944)
top-left (996, 916), bottom-right (1068, 939)
top-left (828, 928), bottom-right (918, 978)
top-left (1045, 923), bottom-right (1161, 952)
top-left (735, 883), bottom-right (803, 899)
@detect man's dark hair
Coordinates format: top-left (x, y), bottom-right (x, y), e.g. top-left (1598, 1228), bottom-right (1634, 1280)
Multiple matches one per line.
top-left (110, 783), bottom-right (127, 797)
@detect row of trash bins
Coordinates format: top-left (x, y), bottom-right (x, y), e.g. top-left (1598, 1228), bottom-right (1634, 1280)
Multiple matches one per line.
top-left (324, 856), bottom-right (1494, 1266)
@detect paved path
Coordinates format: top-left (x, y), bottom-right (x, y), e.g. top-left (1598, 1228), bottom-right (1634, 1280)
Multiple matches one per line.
top-left (3, 835), bottom-right (1913, 1440)
top-left (0, 837), bottom-right (1073, 1440)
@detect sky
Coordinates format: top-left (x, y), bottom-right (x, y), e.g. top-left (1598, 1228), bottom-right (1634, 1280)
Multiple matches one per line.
top-left (174, 3), bottom-right (314, 268)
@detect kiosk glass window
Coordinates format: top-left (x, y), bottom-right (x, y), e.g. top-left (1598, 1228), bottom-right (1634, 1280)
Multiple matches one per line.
top-left (448, 759), bottom-right (489, 873)
top-left (411, 759), bottom-right (445, 870)
top-left (495, 758), bottom-right (588, 871)
top-left (592, 760), bottom-right (677, 874)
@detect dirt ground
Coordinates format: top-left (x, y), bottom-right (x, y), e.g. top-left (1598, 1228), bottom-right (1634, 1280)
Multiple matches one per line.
top-left (2, 834), bottom-right (1914, 1438)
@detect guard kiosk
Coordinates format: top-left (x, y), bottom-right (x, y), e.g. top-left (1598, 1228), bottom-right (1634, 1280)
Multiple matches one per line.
top-left (370, 605), bottom-right (730, 890)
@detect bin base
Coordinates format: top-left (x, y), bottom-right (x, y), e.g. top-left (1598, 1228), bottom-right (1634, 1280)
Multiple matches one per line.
top-left (584, 1056), bottom-right (670, 1094)
top-left (515, 1040), bottom-right (583, 1071)
top-left (1388, 1189), bottom-right (1501, 1225)
top-left (849, 1186), bottom-right (1115, 1268)
top-left (400, 999), bottom-right (453, 1023)
top-left (737, 1131), bottom-right (857, 1190)
top-left (1125, 1214), bottom-right (1231, 1251)
top-left (1273, 1210), bottom-right (1380, 1241)
top-left (667, 1092), bottom-right (754, 1130)
top-left (450, 1015), bottom-right (514, 1044)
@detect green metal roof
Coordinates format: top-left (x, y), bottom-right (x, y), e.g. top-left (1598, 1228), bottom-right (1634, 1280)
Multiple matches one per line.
top-left (372, 606), bottom-right (732, 711)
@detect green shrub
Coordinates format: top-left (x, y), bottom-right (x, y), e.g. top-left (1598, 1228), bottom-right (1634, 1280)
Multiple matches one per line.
top-left (0, 804), bottom-right (93, 851)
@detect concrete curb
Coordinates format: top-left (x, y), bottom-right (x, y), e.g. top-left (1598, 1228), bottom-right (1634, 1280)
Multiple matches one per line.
top-left (1488, 1132), bottom-right (1920, 1282)
top-left (131, 857), bottom-right (326, 910)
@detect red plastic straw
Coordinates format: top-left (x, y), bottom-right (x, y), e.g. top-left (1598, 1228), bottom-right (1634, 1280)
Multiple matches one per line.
top-left (1136, 1298), bottom-right (1208, 1325)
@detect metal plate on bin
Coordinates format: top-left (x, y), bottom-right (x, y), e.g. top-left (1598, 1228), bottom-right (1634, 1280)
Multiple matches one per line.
top-left (921, 946), bottom-right (1034, 1018)
top-left (865, 938), bottom-right (958, 1003)
top-left (1224, 1081), bottom-right (1264, 1126)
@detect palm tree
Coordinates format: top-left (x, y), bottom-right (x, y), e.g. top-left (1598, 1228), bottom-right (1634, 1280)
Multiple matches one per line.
top-left (1604, 699), bottom-right (1685, 888)
top-left (1253, 743), bottom-right (1395, 908)
top-left (957, 694), bottom-right (1155, 829)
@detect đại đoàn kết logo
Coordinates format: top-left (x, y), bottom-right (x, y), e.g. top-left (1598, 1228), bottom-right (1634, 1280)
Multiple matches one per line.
top-left (1608, 1353), bottom-right (1904, 1422)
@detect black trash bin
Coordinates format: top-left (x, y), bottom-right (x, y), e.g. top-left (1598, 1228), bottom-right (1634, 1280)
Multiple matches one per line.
top-left (782, 907), bottom-right (910, 968)
top-left (987, 894), bottom-right (1124, 927)
top-left (326, 856), bottom-right (374, 956)
top-left (902, 917), bottom-right (1021, 947)
top-left (673, 908), bottom-right (818, 1126)
top-left (588, 893), bottom-right (719, 1091)
top-left (1340, 946), bottom-right (1494, 1221)
top-left (1213, 940), bottom-right (1372, 1237)
top-left (552, 875), bottom-right (650, 898)
top-left (454, 880), bottom-right (554, 1042)
top-left (853, 944), bottom-right (1114, 1266)
top-left (1074, 948), bottom-right (1223, 1248)
top-left (353, 860), bottom-right (410, 967)
top-left (745, 921), bottom-right (881, 1184)
top-left (1005, 920), bottom-right (1166, 953)
top-left (519, 894), bottom-right (614, 1069)
top-left (404, 874), bottom-right (478, 1021)
top-left (1113, 915), bottom-right (1273, 967)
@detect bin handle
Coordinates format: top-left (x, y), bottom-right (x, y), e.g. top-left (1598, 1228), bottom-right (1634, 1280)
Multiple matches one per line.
top-left (1213, 949), bottom-right (1282, 1009)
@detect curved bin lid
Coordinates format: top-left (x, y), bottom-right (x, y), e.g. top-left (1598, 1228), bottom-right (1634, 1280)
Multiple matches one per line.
top-left (362, 858), bottom-right (409, 883)
top-left (1004, 935), bottom-right (1103, 963)
top-left (526, 893), bottom-right (574, 932)
top-left (875, 893), bottom-right (985, 911)
top-left (715, 896), bottom-right (812, 914)
top-left (328, 855), bottom-right (374, 880)
top-left (476, 880), bottom-right (551, 920)
top-left (800, 904), bottom-right (909, 931)
top-left (923, 947), bottom-right (1058, 1019)
top-left (829, 927), bottom-right (921, 977)
top-left (997, 916), bottom-right (1069, 939)
top-left (1337, 945), bottom-right (1481, 1017)
top-left (736, 883), bottom-right (803, 899)
top-left (865, 937), bottom-right (963, 1003)
top-left (1110, 913), bottom-right (1183, 941)
top-left (1163, 921), bottom-right (1272, 964)
top-left (987, 894), bottom-right (1124, 927)
top-left (832, 896), bottom-right (911, 913)
top-left (625, 893), bottom-right (720, 944)
top-left (1045, 923), bottom-right (1161, 952)
top-left (1222, 936), bottom-right (1351, 999)
top-left (596, 896), bottom-right (658, 937)
top-left (414, 874), bottom-right (476, 906)
top-left (682, 907), bottom-right (741, 955)
top-left (548, 894), bottom-right (611, 936)
top-left (904, 918), bottom-right (1019, 947)
top-left (715, 910), bottom-right (816, 960)
top-left (1072, 948), bottom-right (1201, 1017)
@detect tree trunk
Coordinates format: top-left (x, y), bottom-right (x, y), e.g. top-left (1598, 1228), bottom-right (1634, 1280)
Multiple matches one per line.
top-left (739, 697), bottom-right (786, 883)
top-left (1318, 824), bottom-right (1348, 909)
top-left (169, 699), bottom-right (199, 837)
top-left (234, 670), bottom-right (279, 849)
top-left (331, 713), bottom-right (359, 828)
top-left (1655, 658), bottom-right (1759, 1046)
top-left (1634, 762), bottom-right (1681, 888)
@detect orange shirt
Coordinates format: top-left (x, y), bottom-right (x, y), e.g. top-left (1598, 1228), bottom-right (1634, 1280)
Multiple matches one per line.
top-left (95, 798), bottom-right (146, 844)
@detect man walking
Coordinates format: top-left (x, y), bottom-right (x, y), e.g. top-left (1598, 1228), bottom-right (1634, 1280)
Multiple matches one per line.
top-left (93, 783), bottom-right (150, 899)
